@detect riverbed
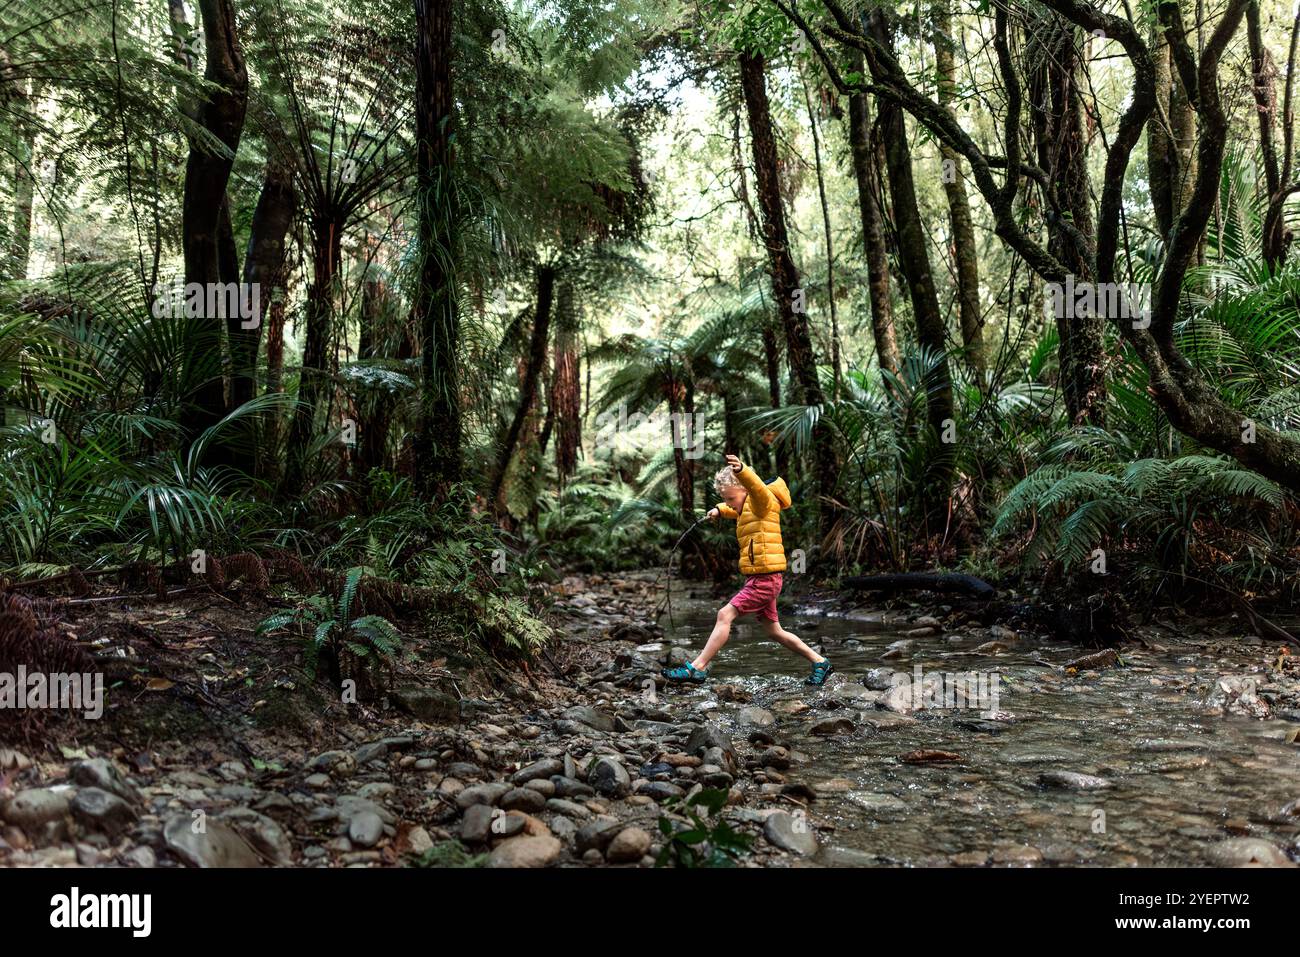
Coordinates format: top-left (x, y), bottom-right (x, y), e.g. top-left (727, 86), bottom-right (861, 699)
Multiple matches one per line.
top-left (650, 596), bottom-right (1300, 866)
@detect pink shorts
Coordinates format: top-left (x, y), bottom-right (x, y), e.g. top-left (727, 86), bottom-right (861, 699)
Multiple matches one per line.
top-left (728, 573), bottom-right (783, 622)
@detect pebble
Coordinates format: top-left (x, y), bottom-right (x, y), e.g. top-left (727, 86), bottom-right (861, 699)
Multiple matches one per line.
top-left (455, 782), bottom-right (510, 809)
top-left (1038, 771), bottom-right (1114, 790)
top-left (737, 707), bottom-right (776, 727)
top-left (606, 826), bottom-right (651, 863)
top-left (488, 834), bottom-right (561, 868)
top-left (512, 758), bottom-right (564, 785)
top-left (810, 717), bottom-right (855, 736)
top-left (347, 811), bottom-right (385, 848)
top-left (636, 781), bottom-right (685, 802)
top-left (989, 844), bottom-right (1043, 865)
top-left (70, 759), bottom-right (143, 804)
top-left (546, 798), bottom-right (592, 819)
top-left (461, 805), bottom-right (494, 843)
top-left (500, 788), bottom-right (547, 813)
top-left (70, 788), bottom-right (138, 838)
top-left (763, 812), bottom-right (818, 856)
top-left (587, 757), bottom-right (631, 798)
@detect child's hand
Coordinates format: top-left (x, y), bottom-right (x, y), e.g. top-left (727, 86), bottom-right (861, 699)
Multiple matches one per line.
top-left (724, 453), bottom-right (743, 473)
top-left (706, 507), bottom-right (720, 521)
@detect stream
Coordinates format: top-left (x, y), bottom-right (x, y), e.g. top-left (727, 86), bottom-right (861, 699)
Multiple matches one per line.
top-left (653, 596), bottom-right (1300, 866)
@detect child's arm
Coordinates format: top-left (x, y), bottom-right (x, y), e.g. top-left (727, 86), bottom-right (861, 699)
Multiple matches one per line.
top-left (710, 504), bottom-right (738, 520)
top-left (728, 456), bottom-right (776, 516)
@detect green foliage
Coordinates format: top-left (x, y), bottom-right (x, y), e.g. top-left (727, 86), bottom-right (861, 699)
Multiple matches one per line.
top-left (256, 566), bottom-right (403, 680)
top-left (655, 787), bottom-right (753, 868)
top-left (0, 393), bottom-right (288, 570)
top-left (994, 454), bottom-right (1294, 594)
top-left (410, 841), bottom-right (488, 869)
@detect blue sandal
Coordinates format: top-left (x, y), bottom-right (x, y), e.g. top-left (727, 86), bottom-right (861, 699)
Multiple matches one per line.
top-left (806, 658), bottom-right (834, 686)
top-left (662, 662), bottom-right (709, 684)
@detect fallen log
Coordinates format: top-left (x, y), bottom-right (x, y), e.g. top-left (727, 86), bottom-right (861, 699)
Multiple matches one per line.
top-left (841, 573), bottom-right (996, 600)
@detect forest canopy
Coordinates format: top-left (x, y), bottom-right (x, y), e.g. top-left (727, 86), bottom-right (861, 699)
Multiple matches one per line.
top-left (2, 0), bottom-right (1300, 621)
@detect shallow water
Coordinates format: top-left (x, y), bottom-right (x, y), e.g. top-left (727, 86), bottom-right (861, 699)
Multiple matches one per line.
top-left (656, 598), bottom-right (1300, 866)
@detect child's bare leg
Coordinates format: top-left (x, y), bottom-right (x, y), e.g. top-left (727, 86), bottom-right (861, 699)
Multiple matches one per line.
top-left (692, 604), bottom-right (739, 670)
top-left (761, 618), bottom-right (824, 664)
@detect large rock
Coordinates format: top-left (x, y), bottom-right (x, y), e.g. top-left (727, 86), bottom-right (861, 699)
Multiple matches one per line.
top-left (606, 826), bottom-right (651, 864)
top-left (737, 707), bottom-right (776, 728)
top-left (545, 798), bottom-right (593, 819)
top-left (1205, 838), bottom-right (1294, 867)
top-left (551, 776), bottom-right (594, 799)
top-left (219, 808), bottom-right (293, 865)
top-left (306, 750), bottom-right (356, 777)
top-left (347, 810), bottom-right (385, 848)
top-left (2, 788), bottom-right (71, 831)
top-left (70, 787), bottom-right (137, 839)
top-left (352, 741), bottom-right (389, 765)
top-left (764, 812), bottom-right (818, 856)
top-left (810, 717), bottom-right (855, 736)
top-left (511, 757), bottom-right (563, 786)
top-left (163, 815), bottom-right (264, 868)
top-left (862, 668), bottom-right (897, 691)
top-left (563, 706), bottom-right (616, 733)
top-left (636, 781), bottom-right (685, 802)
top-left (69, 759), bottom-right (142, 805)
top-left (500, 788), bottom-right (547, 814)
top-left (685, 724), bottom-right (735, 760)
top-left (460, 805), bottom-right (495, 844)
top-left (487, 834), bottom-right (562, 868)
top-left (1064, 649), bottom-right (1119, 672)
top-left (1205, 676), bottom-right (1270, 718)
top-left (575, 818), bottom-right (625, 855)
top-left (454, 782), bottom-right (511, 810)
top-left (392, 687), bottom-right (461, 722)
top-left (587, 757), bottom-right (631, 798)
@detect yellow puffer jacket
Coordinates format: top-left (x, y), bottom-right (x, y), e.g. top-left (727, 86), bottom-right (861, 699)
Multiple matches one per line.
top-left (715, 466), bottom-right (792, 575)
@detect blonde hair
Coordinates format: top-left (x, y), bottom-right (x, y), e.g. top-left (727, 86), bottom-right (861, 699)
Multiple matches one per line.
top-left (714, 465), bottom-right (741, 495)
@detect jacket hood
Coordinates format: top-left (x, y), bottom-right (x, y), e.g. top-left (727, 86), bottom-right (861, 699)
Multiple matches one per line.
top-left (767, 477), bottom-right (791, 509)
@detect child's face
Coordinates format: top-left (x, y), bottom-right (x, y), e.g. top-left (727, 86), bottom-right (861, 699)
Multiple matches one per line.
top-left (722, 486), bottom-right (747, 512)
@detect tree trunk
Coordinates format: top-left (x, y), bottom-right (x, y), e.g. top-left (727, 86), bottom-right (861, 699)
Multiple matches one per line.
top-left (262, 264), bottom-right (293, 484)
top-left (1027, 12), bottom-right (1106, 427)
top-left (235, 163), bottom-right (296, 408)
top-left (800, 71), bottom-right (842, 397)
top-left (1248, 1), bottom-right (1286, 268)
top-left (1148, 18), bottom-right (1176, 237)
top-left (8, 78), bottom-right (38, 280)
top-left (413, 0), bottom-right (461, 499)
top-left (865, 11), bottom-right (955, 495)
top-left (491, 264), bottom-right (555, 506)
top-left (179, 0), bottom-right (247, 443)
top-left (552, 278), bottom-right (581, 483)
top-left (846, 55), bottom-right (900, 380)
top-left (738, 49), bottom-right (834, 526)
top-left (1169, 16), bottom-right (1198, 227)
top-left (668, 377), bottom-right (695, 523)
top-left (935, 1), bottom-right (985, 380)
top-left (783, 0), bottom-right (1300, 496)
top-left (761, 323), bottom-right (782, 410)
top-left (357, 269), bottom-right (393, 479)
top-left (282, 219), bottom-right (341, 495)
top-left (230, 161), bottom-right (296, 471)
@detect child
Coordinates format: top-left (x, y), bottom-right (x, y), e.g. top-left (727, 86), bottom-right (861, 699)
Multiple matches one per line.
top-left (662, 454), bottom-right (833, 686)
